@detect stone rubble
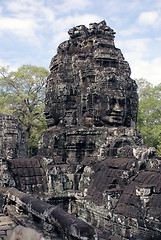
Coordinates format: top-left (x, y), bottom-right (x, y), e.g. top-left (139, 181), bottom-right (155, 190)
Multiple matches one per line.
top-left (0, 214), bottom-right (16, 239)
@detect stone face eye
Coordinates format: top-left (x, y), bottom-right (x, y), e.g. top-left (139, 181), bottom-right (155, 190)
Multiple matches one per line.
top-left (110, 98), bottom-right (116, 106)
top-left (93, 94), bottom-right (98, 104)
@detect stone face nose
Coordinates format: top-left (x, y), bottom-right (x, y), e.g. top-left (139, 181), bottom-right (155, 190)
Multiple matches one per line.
top-left (113, 101), bottom-right (122, 112)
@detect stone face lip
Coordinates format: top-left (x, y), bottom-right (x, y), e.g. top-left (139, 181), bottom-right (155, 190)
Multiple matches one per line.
top-left (45, 20), bottom-right (138, 129)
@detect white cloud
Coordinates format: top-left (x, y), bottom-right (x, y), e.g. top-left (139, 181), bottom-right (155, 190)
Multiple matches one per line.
top-left (105, 0), bottom-right (140, 14)
top-left (119, 27), bottom-right (139, 37)
top-left (0, 57), bottom-right (20, 72)
top-left (54, 0), bottom-right (92, 14)
top-left (116, 38), bottom-right (152, 59)
top-left (6, 0), bottom-right (55, 23)
top-left (1, 0), bottom-right (99, 48)
top-left (137, 11), bottom-right (160, 26)
top-left (6, 0), bottom-right (41, 13)
top-left (130, 57), bottom-right (161, 86)
top-left (0, 0), bottom-right (102, 69)
top-left (0, 59), bottom-right (10, 67)
top-left (156, 0), bottom-right (161, 8)
top-left (156, 37), bottom-right (161, 41)
top-left (55, 14), bottom-right (101, 31)
top-left (116, 38), bottom-right (161, 85)
top-left (0, 17), bottom-right (36, 32)
top-left (41, 7), bottom-right (55, 23)
top-left (0, 0), bottom-right (56, 46)
top-left (0, 16), bottom-right (40, 44)
top-left (50, 13), bottom-right (102, 49)
top-left (49, 31), bottom-right (69, 56)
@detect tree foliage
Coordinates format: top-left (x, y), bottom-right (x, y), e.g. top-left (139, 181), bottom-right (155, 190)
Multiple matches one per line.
top-left (136, 78), bottom-right (161, 156)
top-left (0, 65), bottom-right (49, 157)
top-left (157, 137), bottom-right (161, 157)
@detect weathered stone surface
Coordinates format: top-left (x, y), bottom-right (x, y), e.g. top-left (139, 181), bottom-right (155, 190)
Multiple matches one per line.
top-left (8, 225), bottom-right (47, 240)
top-left (37, 20), bottom-right (161, 239)
top-left (0, 115), bottom-right (28, 188)
top-left (1, 21), bottom-right (161, 240)
top-left (0, 214), bottom-right (16, 239)
top-left (39, 20), bottom-right (144, 176)
top-left (7, 156), bottom-right (48, 194)
top-left (0, 114), bottom-right (28, 160)
top-left (5, 188), bottom-right (97, 240)
top-left (45, 20), bottom-right (138, 129)
top-left (0, 155), bottom-right (15, 188)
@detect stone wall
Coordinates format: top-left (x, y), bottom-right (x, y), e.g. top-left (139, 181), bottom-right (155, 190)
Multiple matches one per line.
top-left (7, 157), bottom-right (47, 194)
top-left (5, 187), bottom-right (97, 240)
top-left (0, 115), bottom-right (28, 188)
top-left (0, 114), bottom-right (28, 160)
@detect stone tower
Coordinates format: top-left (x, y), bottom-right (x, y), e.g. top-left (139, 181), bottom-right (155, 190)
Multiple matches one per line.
top-left (39, 20), bottom-right (142, 167)
top-left (45, 20), bottom-right (138, 129)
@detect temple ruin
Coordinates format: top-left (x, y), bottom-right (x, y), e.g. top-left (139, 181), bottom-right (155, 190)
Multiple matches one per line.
top-left (1, 20), bottom-right (161, 240)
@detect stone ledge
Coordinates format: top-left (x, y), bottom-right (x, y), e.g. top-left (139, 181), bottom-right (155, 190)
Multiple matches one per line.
top-left (6, 187), bottom-right (97, 240)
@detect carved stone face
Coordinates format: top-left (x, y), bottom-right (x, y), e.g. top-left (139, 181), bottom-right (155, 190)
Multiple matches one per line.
top-left (45, 21), bottom-right (138, 128)
top-left (100, 95), bottom-right (126, 126)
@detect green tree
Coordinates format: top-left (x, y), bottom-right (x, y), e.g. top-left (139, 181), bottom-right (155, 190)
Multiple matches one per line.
top-left (157, 136), bottom-right (161, 157)
top-left (136, 78), bottom-right (161, 154)
top-left (0, 65), bottom-right (49, 157)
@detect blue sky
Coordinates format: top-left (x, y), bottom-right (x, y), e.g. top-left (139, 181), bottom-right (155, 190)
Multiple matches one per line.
top-left (0, 0), bottom-right (161, 85)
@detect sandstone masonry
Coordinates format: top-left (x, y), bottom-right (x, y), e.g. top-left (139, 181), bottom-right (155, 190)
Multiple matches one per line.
top-left (1, 21), bottom-right (161, 240)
